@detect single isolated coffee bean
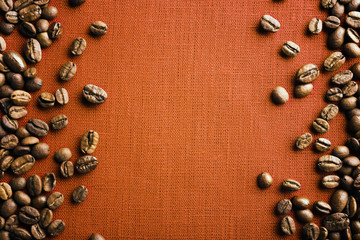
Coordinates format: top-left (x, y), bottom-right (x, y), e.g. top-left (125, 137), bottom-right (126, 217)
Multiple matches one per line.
top-left (54, 88), bottom-right (69, 105)
top-left (90, 21), bottom-right (108, 36)
top-left (69, 0), bottom-right (86, 6)
top-left (317, 155), bottom-right (342, 172)
top-left (276, 199), bottom-right (292, 215)
top-left (295, 209), bottom-right (314, 223)
top-left (324, 16), bottom-right (341, 29)
top-left (59, 62), bottom-right (76, 81)
top-left (326, 87), bottom-right (343, 102)
top-left (83, 84), bottom-right (108, 104)
top-left (47, 219), bottom-right (65, 236)
top-left (60, 161), bottom-right (74, 178)
top-left (89, 234), bottom-right (105, 240)
top-left (50, 114), bottom-right (68, 130)
top-left (46, 192), bottom-right (63, 210)
top-left (281, 41), bottom-right (300, 57)
top-left (308, 18), bottom-right (322, 34)
top-left (294, 83), bottom-right (313, 98)
top-left (282, 179), bottom-right (301, 191)
top-left (296, 64), bottom-right (319, 83)
top-left (323, 213), bottom-right (350, 231)
top-left (26, 119), bottom-right (49, 137)
top-left (31, 142), bottom-right (50, 160)
top-left (347, 28), bottom-right (360, 43)
top-left (328, 26), bottom-right (345, 49)
top-left (72, 185), bottom-right (88, 203)
top-left (302, 223), bottom-right (320, 240)
top-left (313, 201), bottom-right (332, 214)
top-left (314, 138), bottom-right (331, 152)
top-left (312, 118), bottom-right (329, 133)
top-left (280, 216), bottom-right (296, 236)
top-left (295, 133), bottom-right (312, 150)
top-left (291, 196), bottom-right (310, 210)
top-left (81, 130), bottom-right (99, 154)
top-left (320, 104), bottom-right (339, 121)
top-left (346, 11), bottom-right (360, 28)
top-left (322, 0), bottom-right (337, 8)
top-left (24, 38), bottom-right (42, 63)
top-left (76, 155), bottom-right (99, 174)
top-left (54, 148), bottom-right (72, 163)
top-left (331, 70), bottom-right (353, 85)
top-left (70, 37), bottom-right (86, 56)
top-left (324, 51), bottom-right (346, 72)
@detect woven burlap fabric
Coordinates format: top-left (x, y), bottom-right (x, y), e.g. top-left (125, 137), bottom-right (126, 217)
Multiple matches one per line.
top-left (1, 0), bottom-right (354, 239)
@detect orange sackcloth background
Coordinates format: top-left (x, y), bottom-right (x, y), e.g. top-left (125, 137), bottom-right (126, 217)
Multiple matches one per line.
top-left (1, 0), bottom-right (354, 239)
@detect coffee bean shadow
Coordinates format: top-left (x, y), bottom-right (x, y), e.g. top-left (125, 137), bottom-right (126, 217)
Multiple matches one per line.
top-left (279, 49), bottom-right (291, 59)
top-left (79, 93), bottom-right (98, 107)
top-left (256, 25), bottom-right (271, 35)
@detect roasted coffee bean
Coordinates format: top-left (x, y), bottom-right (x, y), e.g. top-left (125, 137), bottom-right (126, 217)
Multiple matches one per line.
top-left (54, 88), bottom-right (68, 105)
top-left (348, 108), bottom-right (360, 119)
top-left (13, 146), bottom-right (30, 156)
top-left (343, 227), bottom-right (352, 240)
top-left (38, 92), bottom-right (55, 108)
top-left (35, 19), bottom-right (49, 33)
top-left (296, 209), bottom-right (314, 223)
top-left (4, 214), bottom-right (18, 232)
top-left (1, 134), bottom-right (18, 150)
top-left (5, 11), bottom-right (18, 25)
top-left (2, 115), bottom-right (17, 132)
top-left (0, 0), bottom-right (12, 11)
top-left (292, 196), bottom-right (310, 210)
top-left (351, 220), bottom-right (360, 233)
top-left (281, 41), bottom-right (300, 57)
top-left (48, 22), bottom-right (62, 39)
top-left (344, 196), bottom-right (357, 218)
top-left (347, 137), bottom-right (360, 153)
top-left (0, 73), bottom-right (5, 86)
top-left (70, 37), bottom-right (86, 56)
top-left (27, 174), bottom-right (42, 197)
top-left (348, 0), bottom-right (360, 12)
top-left (6, 72), bottom-right (24, 90)
top-left (24, 77), bottom-right (42, 92)
top-left (50, 114), bottom-right (68, 130)
top-left (347, 11), bottom-right (360, 28)
top-left (324, 51), bottom-right (346, 72)
top-left (295, 133), bottom-right (312, 150)
top-left (341, 175), bottom-right (355, 190)
top-left (59, 62), bottom-right (76, 81)
top-left (0, 183), bottom-right (11, 201)
top-left (10, 228), bottom-right (32, 240)
top-left (39, 208), bottom-right (52, 228)
top-left (321, 104), bottom-right (339, 121)
top-left (0, 231), bottom-right (9, 240)
top-left (47, 192), bottom-right (63, 210)
top-left (271, 86), bottom-right (288, 104)
top-left (11, 154), bottom-right (35, 175)
top-left (276, 199), bottom-right (292, 215)
top-left (324, 213), bottom-right (350, 231)
top-left (296, 64), bottom-right (319, 83)
top-left (26, 119), bottom-right (49, 137)
top-left (353, 62), bottom-right (360, 80)
top-left (72, 185), bottom-right (88, 203)
top-left (322, 0), bottom-right (337, 8)
top-left (313, 201), bottom-right (332, 215)
top-left (0, 125), bottom-right (7, 139)
top-left (76, 155), bottom-right (98, 174)
top-left (14, 0), bottom-right (33, 11)
top-left (328, 231), bottom-right (341, 240)
top-left (31, 195), bottom-right (46, 209)
top-left (330, 189), bottom-right (349, 212)
top-left (69, 0), bottom-right (86, 6)
top-left (343, 42), bottom-right (360, 58)
top-left (0, 37), bottom-right (5, 54)
top-left (31, 223), bottom-right (45, 240)
top-left (42, 173), bottom-right (55, 192)
top-left (36, 32), bottom-right (52, 48)
top-left (0, 21), bottom-right (15, 36)
top-left (322, 175), bottom-right (340, 188)
top-left (294, 83), bottom-right (313, 98)
top-left (60, 161), bottom-right (74, 178)
top-left (331, 70), bottom-right (353, 85)
top-left (354, 174), bottom-right (360, 189)
top-left (343, 81), bottom-right (358, 97)
top-left (340, 96), bottom-right (357, 111)
top-left (10, 177), bottom-right (26, 191)
top-left (15, 127), bottom-right (29, 140)
top-left (324, 16), bottom-right (341, 29)
top-left (54, 148), bottom-right (71, 163)
top-left (90, 21), bottom-right (108, 36)
top-left (83, 84), bottom-right (108, 104)
top-left (317, 155), bottom-right (342, 172)
top-left (347, 28), bottom-right (360, 43)
top-left (41, 6), bottom-right (57, 20)
top-left (81, 130), bottom-right (99, 154)
top-left (318, 227), bottom-right (328, 240)
top-left (314, 138), bottom-right (331, 152)
top-left (19, 4), bottom-right (41, 22)
top-left (21, 136), bottom-right (39, 146)
top-left (0, 199), bottom-right (17, 218)
top-left (282, 179), bottom-right (301, 191)
top-left (23, 67), bottom-right (36, 79)
top-left (332, 2), bottom-right (345, 17)
top-left (13, 191), bottom-right (31, 206)
top-left (0, 156), bottom-right (13, 171)
top-left (3, 51), bottom-right (27, 73)
top-left (19, 22), bottom-right (36, 38)
top-left (0, 97), bottom-right (12, 114)
top-left (0, 85), bottom-right (12, 99)
top-left (280, 216), bottom-right (296, 236)
top-left (33, 0), bottom-right (49, 6)
top-left (308, 18), bottom-right (322, 34)
top-left (11, 90), bottom-right (31, 106)
top-left (312, 118), bottom-right (330, 133)
top-left (0, 54), bottom-right (9, 73)
top-left (302, 223), bottom-right (320, 240)
top-left (24, 38), bottom-right (41, 63)
top-left (47, 219), bottom-right (65, 236)
top-left (326, 87), bottom-right (343, 102)
top-left (8, 106), bottom-right (27, 120)
top-left (89, 234), bottom-right (105, 240)
top-left (0, 217), bottom-right (4, 229)
top-left (344, 156), bottom-right (360, 167)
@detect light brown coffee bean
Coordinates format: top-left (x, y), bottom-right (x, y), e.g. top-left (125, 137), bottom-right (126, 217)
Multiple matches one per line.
top-left (343, 42), bottom-right (360, 58)
top-left (47, 219), bottom-right (65, 236)
top-left (340, 96), bottom-right (357, 111)
top-left (35, 19), bottom-right (49, 33)
top-left (294, 84), bottom-right (313, 98)
top-left (281, 41), bottom-right (300, 57)
top-left (38, 92), bottom-right (55, 108)
top-left (0, 155), bottom-right (13, 171)
top-left (80, 130), bottom-right (99, 154)
top-left (314, 138), bottom-right (331, 152)
top-left (322, 0), bottom-right (337, 8)
top-left (31, 142), bottom-right (49, 159)
top-left (302, 223), bottom-right (320, 240)
top-left (321, 104), bottom-right (339, 121)
top-left (323, 213), bottom-right (350, 231)
top-left (10, 90), bottom-right (31, 106)
top-left (324, 16), bottom-right (341, 29)
top-left (343, 81), bottom-right (358, 96)
top-left (41, 6), bottom-right (58, 20)
top-left (326, 87), bottom-right (343, 102)
top-left (54, 148), bottom-right (71, 163)
top-left (317, 155), bottom-right (342, 172)
top-left (50, 114), bottom-right (68, 130)
top-left (295, 133), bottom-right (312, 150)
top-left (10, 177), bottom-right (26, 191)
top-left (292, 196), bottom-right (310, 210)
top-left (24, 38), bottom-right (41, 63)
top-left (83, 84), bottom-right (108, 104)
top-left (31, 223), bottom-right (46, 240)
top-left (333, 146), bottom-right (350, 159)
top-left (11, 154), bottom-right (35, 175)
top-left (346, 11), bottom-right (360, 28)
top-left (76, 155), bottom-right (98, 174)
top-left (347, 27), bottom-right (360, 43)
top-left (90, 21), bottom-right (108, 36)
top-left (308, 18), bottom-right (322, 34)
top-left (59, 62), bottom-right (76, 81)
top-left (54, 88), bottom-right (68, 105)
top-left (1, 134), bottom-right (18, 150)
top-left (313, 201), bottom-right (332, 215)
top-left (312, 118), bottom-right (330, 133)
top-left (332, 2), bottom-right (345, 17)
top-left (280, 216), bottom-right (296, 235)
top-left (13, 191), bottom-right (31, 206)
top-left (72, 185), bottom-right (88, 203)
top-left (324, 51), bottom-right (346, 72)
top-left (42, 173), bottom-right (55, 192)
top-left (8, 106), bottom-right (27, 120)
top-left (296, 64), bottom-right (319, 83)
top-left (331, 70), bottom-right (353, 85)
top-left (282, 179), bottom-right (301, 191)
top-left (0, 183), bottom-right (11, 200)
top-left (89, 234), bottom-right (105, 240)
top-left (19, 4), bottom-right (41, 22)
top-left (36, 32), bottom-right (52, 48)
top-left (46, 192), bottom-right (63, 210)
top-left (70, 37), bottom-right (86, 56)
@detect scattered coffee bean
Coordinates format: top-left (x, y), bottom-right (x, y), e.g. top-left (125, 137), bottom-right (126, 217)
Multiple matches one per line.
top-left (322, 0), bottom-right (337, 8)
top-left (89, 234), bottom-right (105, 240)
top-left (27, 174), bottom-right (42, 197)
top-left (31, 223), bottom-right (46, 240)
top-left (46, 192), bottom-right (63, 210)
top-left (90, 21), bottom-right (108, 36)
top-left (10, 90), bottom-right (31, 106)
top-left (19, 4), bottom-right (41, 22)
top-left (35, 19), bottom-right (49, 33)
top-left (54, 148), bottom-right (72, 163)
top-left (314, 138), bottom-right (331, 152)
top-left (83, 84), bottom-right (108, 104)
top-left (326, 87), bottom-right (343, 102)
top-left (282, 179), bottom-right (301, 191)
top-left (343, 42), bottom-right (360, 58)
top-left (276, 199), bottom-right (292, 215)
top-left (70, 37), bottom-right (86, 56)
top-left (320, 104), bottom-right (339, 121)
top-left (295, 133), bottom-right (312, 150)
top-left (340, 96), bottom-right (357, 111)
top-left (10, 177), bottom-right (26, 191)
top-left (296, 64), bottom-right (319, 83)
top-left (48, 22), bottom-right (63, 39)
top-left (0, 21), bottom-right (15, 35)
top-left (42, 173), bottom-right (56, 192)
top-left (281, 41), bottom-right (300, 57)
top-left (3, 50), bottom-right (27, 73)
top-left (81, 130), bottom-right (99, 154)
top-left (321, 174), bottom-right (339, 189)
top-left (13, 191), bottom-right (31, 206)
top-left (72, 185), bottom-right (88, 203)
top-left (75, 155), bottom-right (98, 174)
top-left (280, 216), bottom-right (296, 235)
top-left (324, 51), bottom-right (346, 72)
top-left (60, 161), bottom-right (74, 178)
top-left (54, 88), bottom-right (69, 105)
top-left (317, 155), bottom-right (342, 172)
top-left (308, 18), bottom-right (322, 34)
top-left (25, 77), bottom-right (42, 92)
top-left (50, 114), bottom-right (68, 130)
top-left (31, 195), bottom-right (47, 209)
top-left (26, 119), bottom-right (49, 137)
top-left (11, 154), bottom-right (35, 175)
top-left (59, 61), bottom-right (76, 81)
top-left (295, 209), bottom-right (314, 223)
top-left (47, 219), bottom-right (65, 236)
top-left (312, 118), bottom-right (330, 133)
top-left (19, 22), bottom-right (37, 38)
top-left (330, 189), bottom-right (349, 212)
top-left (346, 11), bottom-right (360, 28)
top-left (18, 206), bottom-right (40, 225)
top-left (37, 32), bottom-right (52, 48)
top-left (347, 27), bottom-right (360, 43)
top-left (10, 228), bottom-right (32, 240)
top-left (0, 182), bottom-right (11, 200)
top-left (41, 6), bottom-right (58, 20)
top-left (38, 92), bottom-right (55, 108)
top-left (0, 199), bottom-right (17, 218)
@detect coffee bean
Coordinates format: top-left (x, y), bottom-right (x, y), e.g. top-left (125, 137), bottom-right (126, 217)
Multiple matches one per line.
top-left (313, 201), bottom-right (332, 215)
top-left (83, 84), bottom-right (108, 104)
top-left (12, 144), bottom-right (29, 156)
top-left (48, 22), bottom-right (62, 39)
top-left (276, 199), bottom-right (292, 215)
top-left (329, 26), bottom-right (345, 50)
top-left (90, 21), bottom-right (108, 36)
top-left (352, 63), bottom-right (360, 79)
top-left (347, 137), bottom-right (360, 154)
top-left (343, 227), bottom-right (352, 240)
top-left (72, 185), bottom-right (88, 203)
top-left (24, 38), bottom-right (42, 63)
top-left (19, 22), bottom-right (36, 38)
top-left (42, 173), bottom-right (55, 192)
top-left (0, 54), bottom-right (9, 73)
top-left (33, 0), bottom-right (49, 6)
top-left (54, 148), bottom-right (71, 163)
top-left (27, 174), bottom-right (42, 197)
top-left (39, 208), bottom-right (52, 228)
top-left (344, 196), bottom-right (357, 218)
top-left (8, 106), bottom-right (27, 120)
top-left (10, 228), bottom-right (32, 240)
top-left (4, 214), bottom-right (18, 231)
top-left (343, 81), bottom-right (359, 97)
top-left (351, 220), bottom-right (360, 233)
top-left (0, 0), bottom-right (12, 11)
top-left (89, 234), bottom-right (105, 240)
top-left (23, 67), bottom-right (36, 79)
top-left (5, 11), bottom-right (18, 25)
top-left (15, 127), bottom-right (30, 140)
top-left (36, 32), bottom-right (52, 48)
top-left (282, 179), bottom-right (301, 191)
top-left (76, 155), bottom-right (98, 174)
top-left (31, 223), bottom-right (46, 240)
top-left (340, 96), bottom-right (357, 111)
top-left (21, 136), bottom-right (39, 146)
top-left (344, 156), bottom-right (360, 167)
top-left (281, 41), bottom-right (300, 57)
top-left (0, 155), bottom-right (13, 171)
top-left (314, 138), bottom-right (331, 152)
top-left (25, 77), bottom-right (42, 92)
top-left (354, 174), bottom-right (360, 189)
top-left (69, 0), bottom-right (86, 6)
top-left (326, 87), bottom-right (343, 102)
top-left (322, 0), bottom-right (337, 8)
top-left (0, 199), bottom-right (17, 218)
top-left (19, 206), bottom-right (40, 225)
top-left (10, 177), bottom-right (26, 191)
top-left (317, 155), bottom-right (342, 172)
top-left (321, 104), bottom-right (339, 121)
top-left (0, 21), bottom-right (15, 36)
top-left (13, 191), bottom-right (31, 206)
top-left (312, 118), bottom-right (330, 133)
top-left (3, 51), bottom-right (27, 73)
top-left (347, 0), bottom-right (360, 12)
top-left (0, 217), bottom-right (4, 229)
top-left (38, 92), bottom-right (55, 108)
top-left (54, 88), bottom-right (69, 105)
top-left (81, 130), bottom-right (99, 154)
top-left (347, 28), bottom-right (360, 43)
top-left (324, 16), bottom-right (341, 29)
top-left (11, 90), bottom-right (31, 106)
top-left (47, 219), bottom-right (65, 236)
top-left (280, 216), bottom-right (295, 235)
top-left (59, 62), bottom-right (76, 81)
top-left (322, 175), bottom-right (340, 188)
top-left (347, 11), bottom-right (360, 28)
top-left (295, 209), bottom-right (314, 223)
top-left (343, 42), bottom-right (360, 58)
top-left (0, 231), bottom-right (10, 240)
top-left (324, 52), bottom-right (346, 72)
top-left (308, 18), bottom-right (322, 34)
top-left (295, 133), bottom-right (312, 150)
top-left (1, 134), bottom-right (18, 150)
top-left (60, 161), bottom-right (74, 178)
top-left (271, 86), bottom-right (288, 104)
top-left (332, 2), bottom-right (345, 17)
top-left (50, 114), bottom-right (68, 130)
top-left (294, 83), bottom-right (313, 98)
top-left (6, 72), bottom-right (24, 90)
top-left (296, 64), bottom-right (319, 83)
top-left (41, 6), bottom-right (58, 20)
top-left (2, 115), bottom-right (17, 132)
top-left (11, 154), bottom-right (35, 175)
top-left (46, 192), bottom-right (63, 210)
top-left (26, 119), bottom-right (49, 137)
top-left (330, 189), bottom-right (349, 212)
top-left (331, 70), bottom-right (353, 85)
top-left (0, 125), bottom-right (7, 139)
top-left (0, 37), bottom-right (6, 54)
top-left (19, 4), bottom-right (41, 22)
top-left (70, 37), bottom-right (86, 56)
top-left (35, 19), bottom-right (49, 33)
top-left (0, 183), bottom-right (11, 201)
top-left (318, 226), bottom-right (328, 240)
top-left (292, 196), bottom-right (310, 210)
top-left (31, 195), bottom-right (46, 210)
top-left (324, 213), bottom-right (350, 231)
top-left (31, 142), bottom-right (49, 159)
top-left (302, 223), bottom-right (320, 240)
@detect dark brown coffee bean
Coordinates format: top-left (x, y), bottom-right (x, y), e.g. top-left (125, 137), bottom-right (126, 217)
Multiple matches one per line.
top-left (31, 142), bottom-right (49, 159)
top-left (0, 54), bottom-right (10, 73)
top-left (321, 104), bottom-right (339, 121)
top-left (351, 220), bottom-right (360, 233)
top-left (0, 86), bottom-right (12, 100)
top-left (0, 217), bottom-right (4, 229)
top-left (31, 223), bottom-right (45, 240)
top-left (89, 234), bottom-right (105, 240)
top-left (41, 6), bottom-right (57, 20)
top-left (353, 62), bottom-right (360, 80)
top-left (25, 77), bottom-right (42, 92)
top-left (296, 64), bottom-right (319, 83)
top-left (47, 219), bottom-right (65, 236)
top-left (69, 0), bottom-right (86, 6)
top-left (343, 42), bottom-right (360, 58)
top-left (72, 185), bottom-right (88, 203)
top-left (7, 72), bottom-right (25, 90)
top-left (70, 37), bottom-right (86, 56)
top-left (312, 118), bottom-right (330, 133)
top-left (314, 138), bottom-right (331, 152)
top-left (347, 11), bottom-right (360, 28)
top-left (33, 0), bottom-right (49, 6)
top-left (38, 92), bottom-right (54, 108)
top-left (344, 196), bottom-right (357, 218)
top-left (343, 81), bottom-right (359, 97)
top-left (0, 156), bottom-right (13, 171)
top-left (343, 227), bottom-right (352, 240)
top-left (344, 156), bottom-right (360, 167)
top-left (46, 192), bottom-right (63, 210)
top-left (348, 108), bottom-right (360, 119)
top-left (81, 130), bottom-right (99, 154)
top-left (341, 175), bottom-right (355, 191)
top-left (276, 199), bottom-right (292, 215)
top-left (296, 209), bottom-right (314, 223)
top-left (24, 38), bottom-right (41, 63)
top-left (60, 161), bottom-right (74, 178)
top-left (10, 177), bottom-right (26, 191)
top-left (271, 86), bottom-right (289, 104)
top-left (354, 174), bottom-right (360, 189)
top-left (1, 134), bottom-right (18, 150)
top-left (39, 208), bottom-right (52, 228)
top-left (15, 127), bottom-right (29, 140)
top-left (11, 154), bottom-right (35, 175)
top-left (331, 70), bottom-right (353, 85)
top-left (347, 0), bottom-right (360, 12)
top-left (3, 51), bottom-right (26, 73)
top-left (59, 62), bottom-right (76, 81)
top-left (42, 173), bottom-right (55, 192)
top-left (0, 125), bottom-right (7, 139)
top-left (14, 0), bottom-right (33, 11)
top-left (54, 148), bottom-right (71, 163)
top-left (313, 201), bottom-right (332, 214)
top-left (76, 155), bottom-right (98, 174)
top-left (302, 223), bottom-right (320, 240)
top-left (324, 16), bottom-right (341, 29)
top-left (317, 155), bottom-right (342, 172)
top-left (282, 179), bottom-right (301, 191)
top-left (292, 196), bottom-right (310, 210)
top-left (27, 174), bottom-right (42, 197)
top-left (322, 175), bottom-right (340, 188)
top-left (48, 22), bottom-right (62, 39)
top-left (19, 4), bottom-right (41, 22)
top-left (31, 195), bottom-right (46, 209)
top-left (280, 216), bottom-right (296, 235)
top-left (90, 21), bottom-right (108, 36)
top-left (324, 213), bottom-right (350, 231)
top-left (294, 83), bottom-right (313, 98)
top-left (330, 189), bottom-right (349, 212)
top-left (1, 116), bottom-right (17, 132)
top-left (50, 114), bottom-right (68, 130)
top-left (23, 67), bottom-right (36, 79)
top-left (4, 214), bottom-right (18, 231)
top-left (13, 146), bottom-right (30, 157)
top-left (13, 191), bottom-right (31, 206)
top-left (324, 51), bottom-right (346, 72)
top-left (19, 22), bottom-right (36, 38)
top-left (35, 19), bottom-right (49, 33)
top-left (26, 119), bottom-right (48, 137)
top-left (340, 96), bottom-right (357, 110)
top-left (0, 21), bottom-right (15, 36)
top-left (0, 199), bottom-right (17, 218)
top-left (349, 115), bottom-right (360, 132)
top-left (54, 88), bottom-right (68, 105)
top-left (11, 90), bottom-right (31, 106)
top-left (257, 172), bottom-right (273, 189)
top-left (36, 32), bottom-right (52, 48)
top-left (326, 87), bottom-right (343, 102)
top-left (347, 137), bottom-right (360, 153)
top-left (10, 228), bottom-right (32, 240)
